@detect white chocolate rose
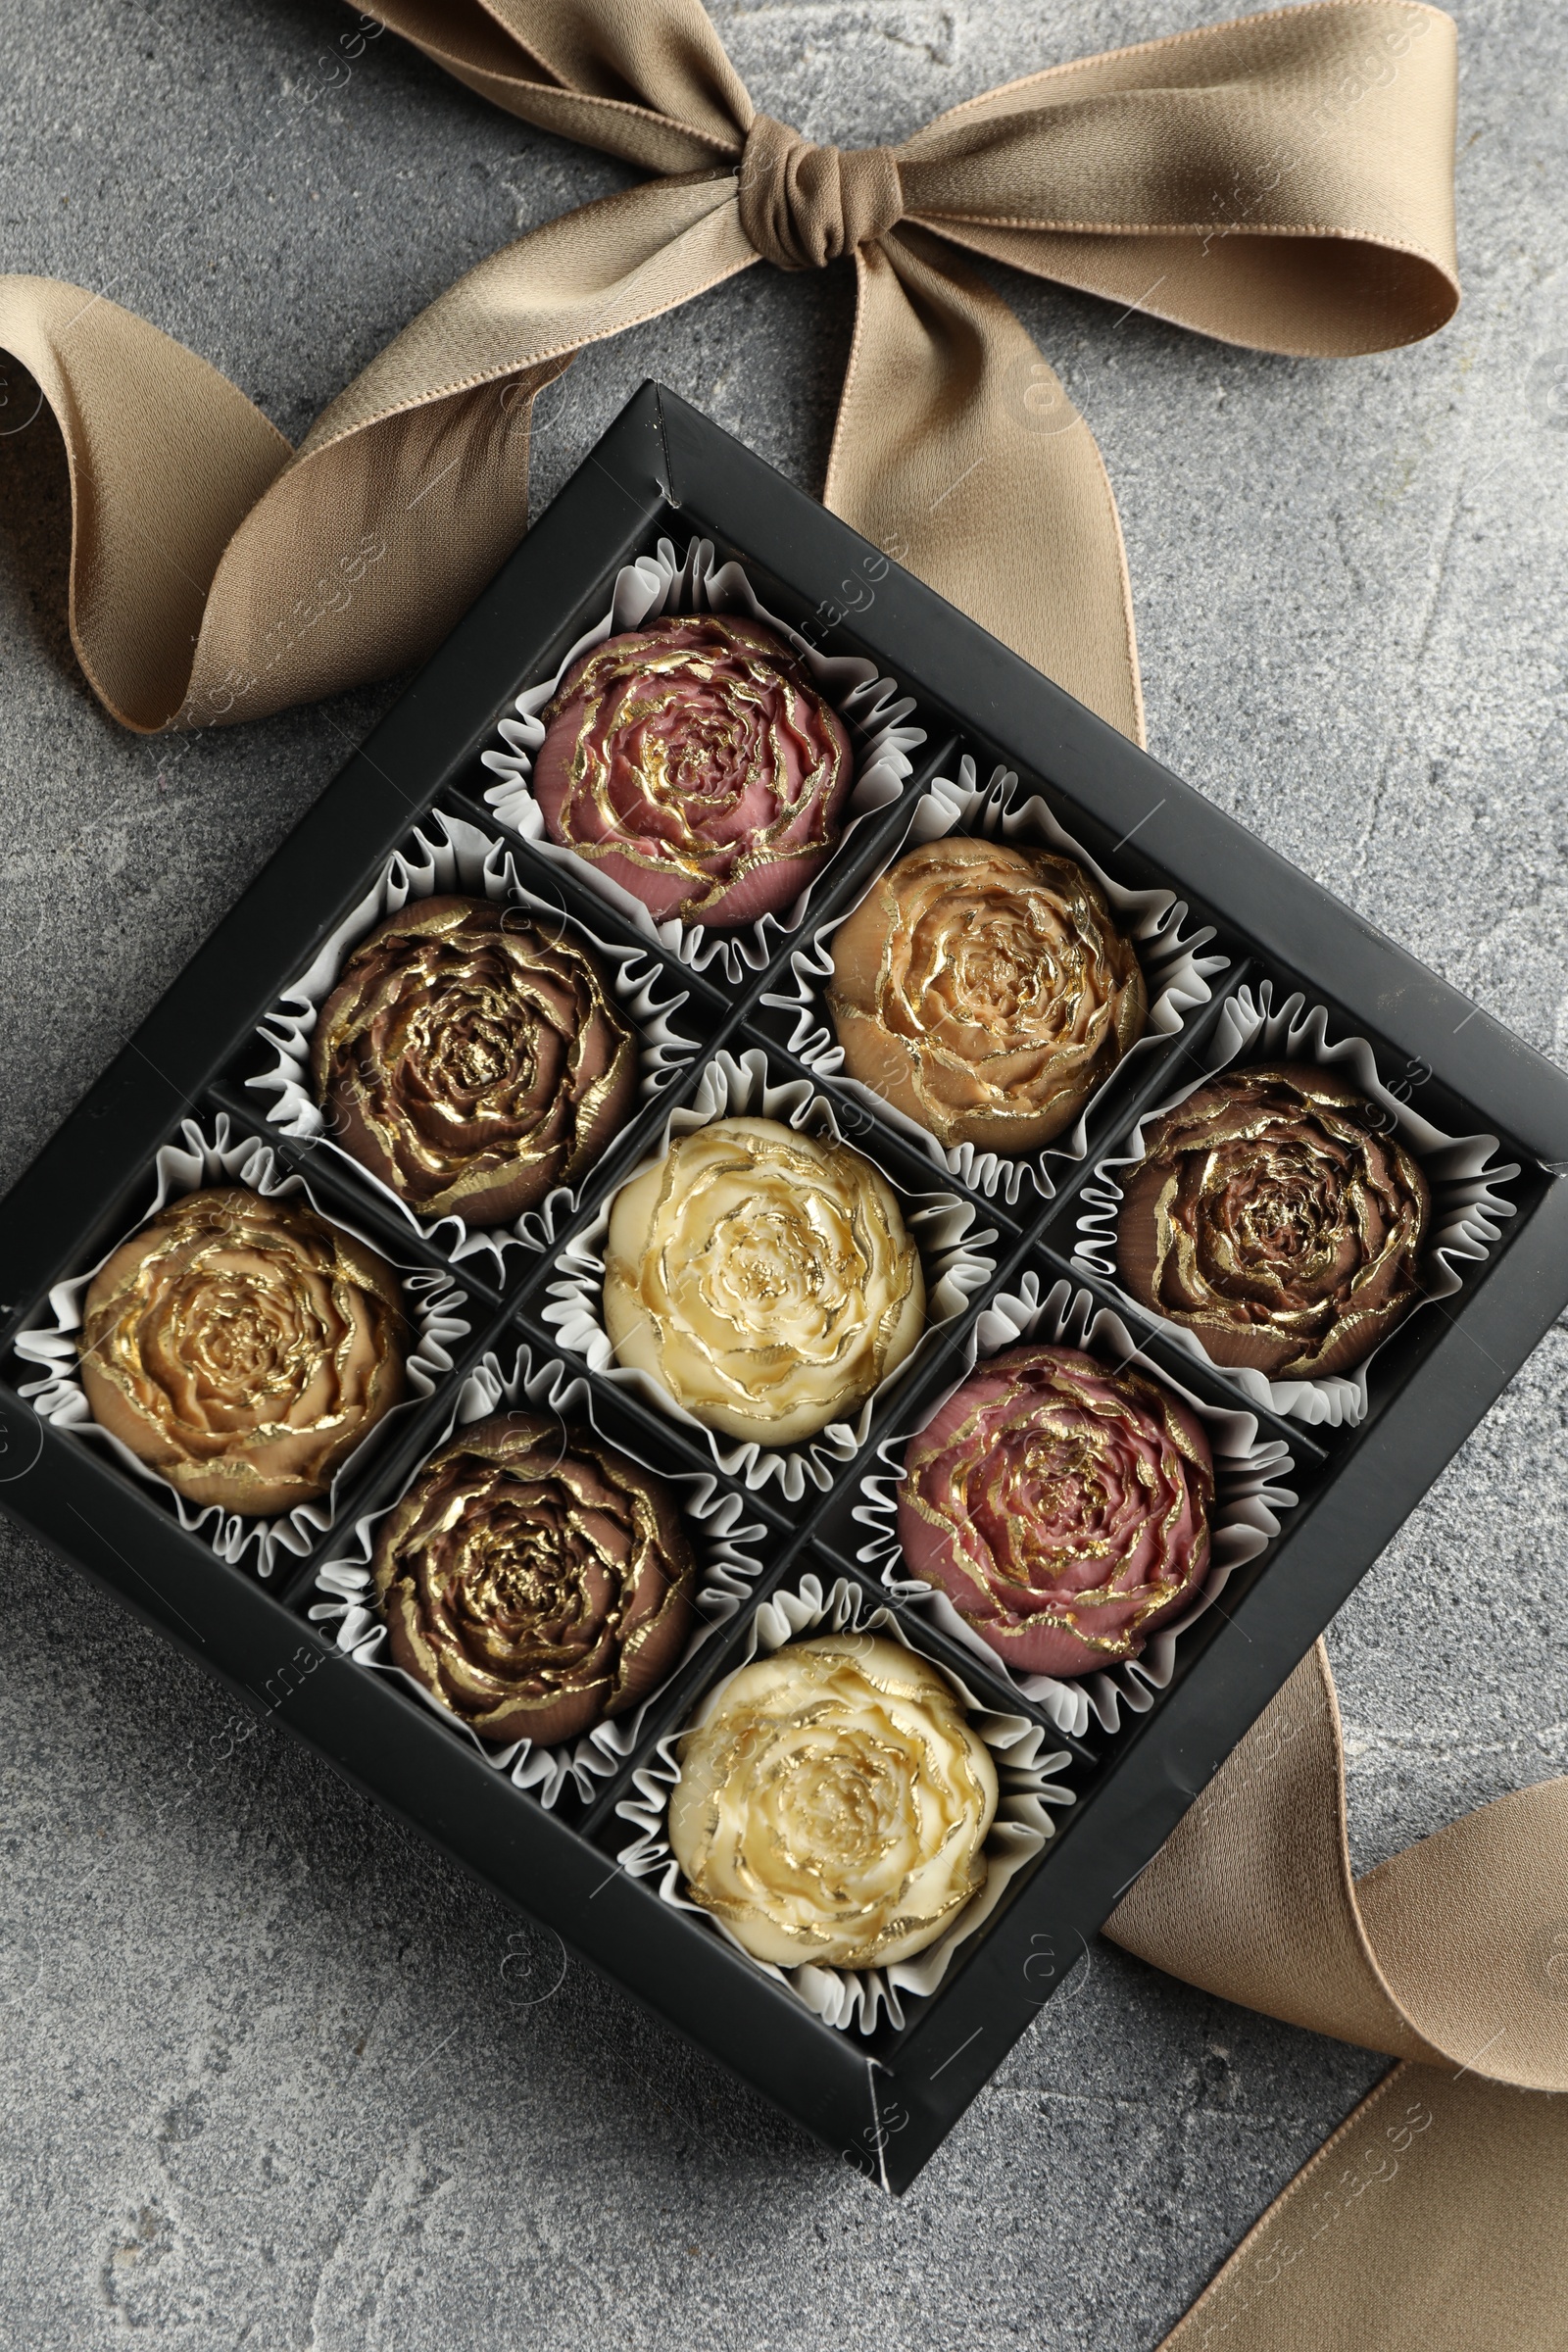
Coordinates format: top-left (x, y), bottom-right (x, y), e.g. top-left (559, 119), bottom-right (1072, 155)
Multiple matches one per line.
top-left (602, 1116), bottom-right (925, 1446)
top-left (668, 1635), bottom-right (998, 1969)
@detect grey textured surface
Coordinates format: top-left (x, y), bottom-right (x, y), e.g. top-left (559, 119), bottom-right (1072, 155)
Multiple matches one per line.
top-left (1, 2), bottom-right (1565, 2345)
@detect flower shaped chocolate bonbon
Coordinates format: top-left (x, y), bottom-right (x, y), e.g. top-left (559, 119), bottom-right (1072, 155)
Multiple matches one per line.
top-left (312, 895), bottom-right (637, 1225)
top-left (532, 614), bottom-right (854, 928)
top-left (79, 1188), bottom-right (407, 1514)
top-left (373, 1412), bottom-right (696, 1747)
top-left (668, 1635), bottom-right (998, 1970)
top-left (1115, 1062), bottom-right (1432, 1380)
top-left (899, 1344), bottom-right (1214, 1679)
top-left (602, 1115), bottom-right (925, 1446)
top-left (828, 838), bottom-right (1147, 1152)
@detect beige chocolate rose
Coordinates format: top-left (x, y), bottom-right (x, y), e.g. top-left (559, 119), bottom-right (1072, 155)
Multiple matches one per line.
top-left (669, 1634), bottom-right (998, 1970)
top-left (829, 837), bottom-right (1147, 1152)
top-left (602, 1115), bottom-right (924, 1446)
top-left (80, 1187), bottom-right (407, 1514)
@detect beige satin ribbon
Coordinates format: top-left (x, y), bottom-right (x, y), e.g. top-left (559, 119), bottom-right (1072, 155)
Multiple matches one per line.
top-left (1106, 1643), bottom-right (1568, 2349)
top-left (0, 0), bottom-right (1460, 744)
top-left (11, 6), bottom-right (1559, 2340)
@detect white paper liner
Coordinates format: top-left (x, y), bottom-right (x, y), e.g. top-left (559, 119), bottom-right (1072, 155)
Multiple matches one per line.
top-left (308, 1341), bottom-right (765, 1808)
top-left (479, 535), bottom-right (924, 983)
top-left (614, 1570), bottom-right (1074, 2035)
top-left (13, 1115), bottom-right (470, 1578)
top-left (1072, 982), bottom-right (1521, 1428)
top-left (245, 808), bottom-right (700, 1270)
top-left (761, 755), bottom-right (1226, 1205)
top-left (854, 1273), bottom-right (1298, 1740)
top-left (537, 1046), bottom-right (998, 1502)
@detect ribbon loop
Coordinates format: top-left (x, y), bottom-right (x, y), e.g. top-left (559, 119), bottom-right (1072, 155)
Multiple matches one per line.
top-left (738, 113), bottom-right (904, 270)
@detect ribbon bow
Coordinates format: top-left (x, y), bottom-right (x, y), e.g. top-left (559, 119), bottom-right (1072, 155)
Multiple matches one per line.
top-left (0, 0), bottom-right (1458, 743)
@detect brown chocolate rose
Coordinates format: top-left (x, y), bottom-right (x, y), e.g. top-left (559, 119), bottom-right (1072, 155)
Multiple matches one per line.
top-left (899, 1344), bottom-right (1213, 1679)
top-left (829, 838), bottom-right (1147, 1152)
top-left (312, 896), bottom-right (637, 1226)
top-left (373, 1412), bottom-right (696, 1746)
top-left (80, 1187), bottom-right (407, 1514)
top-left (532, 614), bottom-right (854, 929)
top-left (1116, 1063), bottom-right (1431, 1379)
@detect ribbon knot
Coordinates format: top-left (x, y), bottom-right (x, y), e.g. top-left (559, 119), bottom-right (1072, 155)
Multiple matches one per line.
top-left (737, 113), bottom-right (903, 271)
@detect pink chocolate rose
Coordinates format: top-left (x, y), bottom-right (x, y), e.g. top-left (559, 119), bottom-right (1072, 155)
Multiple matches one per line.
top-left (898, 1343), bottom-right (1214, 1679)
top-left (532, 614), bottom-right (853, 930)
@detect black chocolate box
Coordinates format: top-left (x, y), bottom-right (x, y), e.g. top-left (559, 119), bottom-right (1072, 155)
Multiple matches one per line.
top-left (4, 383), bottom-right (1567, 2191)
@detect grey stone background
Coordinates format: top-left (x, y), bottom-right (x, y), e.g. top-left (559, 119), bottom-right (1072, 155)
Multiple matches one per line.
top-left (1, 1), bottom-right (1564, 2344)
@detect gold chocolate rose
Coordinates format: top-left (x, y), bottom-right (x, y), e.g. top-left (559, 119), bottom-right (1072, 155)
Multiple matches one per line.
top-left (313, 895), bottom-right (637, 1226)
top-left (668, 1635), bottom-right (998, 1969)
top-left (1116, 1062), bottom-right (1432, 1379)
top-left (602, 1115), bottom-right (925, 1446)
top-left (828, 838), bottom-right (1147, 1152)
top-left (373, 1412), bottom-right (696, 1747)
top-left (80, 1187), bottom-right (407, 1513)
top-left (532, 614), bottom-right (854, 929)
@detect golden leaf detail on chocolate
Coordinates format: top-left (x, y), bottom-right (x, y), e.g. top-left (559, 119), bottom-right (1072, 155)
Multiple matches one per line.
top-left (373, 1412), bottom-right (696, 1747)
top-left (312, 896), bottom-right (637, 1226)
top-left (900, 1344), bottom-right (1214, 1678)
top-left (602, 1115), bottom-right (925, 1446)
top-left (668, 1635), bottom-right (997, 1969)
top-left (1116, 1062), bottom-right (1432, 1379)
top-left (79, 1187), bottom-right (406, 1514)
top-left (533, 615), bottom-right (854, 929)
top-left (828, 838), bottom-right (1147, 1152)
